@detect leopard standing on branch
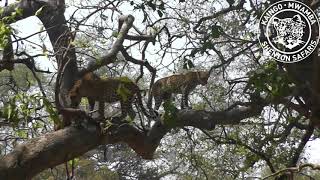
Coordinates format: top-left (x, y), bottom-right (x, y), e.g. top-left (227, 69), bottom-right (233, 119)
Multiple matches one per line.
top-left (69, 72), bottom-right (156, 120)
top-left (148, 69), bottom-right (213, 110)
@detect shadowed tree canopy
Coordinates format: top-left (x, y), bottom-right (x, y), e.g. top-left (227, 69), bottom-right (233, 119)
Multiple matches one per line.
top-left (0, 0), bottom-right (320, 179)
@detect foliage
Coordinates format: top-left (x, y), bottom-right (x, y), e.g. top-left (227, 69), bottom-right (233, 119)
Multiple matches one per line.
top-left (0, 65), bottom-right (38, 96)
top-left (43, 97), bottom-right (60, 128)
top-left (0, 21), bottom-right (11, 49)
top-left (34, 158), bottom-right (119, 180)
top-left (116, 84), bottom-right (132, 102)
top-left (247, 61), bottom-right (294, 100)
top-left (162, 100), bottom-right (178, 127)
top-left (116, 76), bottom-right (132, 83)
top-left (1, 93), bottom-right (42, 127)
top-left (131, 0), bottom-right (166, 21)
top-left (0, 8), bottom-right (23, 49)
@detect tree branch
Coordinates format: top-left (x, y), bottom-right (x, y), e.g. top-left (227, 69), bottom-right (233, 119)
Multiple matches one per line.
top-left (262, 163), bottom-right (320, 180)
top-left (0, 100), bottom-right (264, 179)
top-left (79, 15), bottom-right (135, 76)
top-left (0, 125), bottom-right (101, 180)
top-left (193, 0), bottom-right (245, 34)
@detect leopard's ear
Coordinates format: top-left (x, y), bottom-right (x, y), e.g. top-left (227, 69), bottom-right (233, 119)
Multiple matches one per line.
top-left (272, 17), bottom-right (280, 24)
top-left (292, 14), bottom-right (302, 22)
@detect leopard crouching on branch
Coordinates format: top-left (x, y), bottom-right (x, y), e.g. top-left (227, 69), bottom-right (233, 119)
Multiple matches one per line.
top-left (148, 71), bottom-right (211, 110)
top-left (69, 72), bottom-right (156, 120)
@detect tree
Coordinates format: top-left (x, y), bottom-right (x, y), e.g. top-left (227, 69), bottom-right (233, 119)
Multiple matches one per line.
top-left (0, 0), bottom-right (320, 179)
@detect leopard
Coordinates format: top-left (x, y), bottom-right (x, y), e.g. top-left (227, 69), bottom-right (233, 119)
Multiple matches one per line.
top-left (69, 72), bottom-right (155, 120)
top-left (148, 71), bottom-right (210, 110)
top-left (272, 14), bottom-right (306, 49)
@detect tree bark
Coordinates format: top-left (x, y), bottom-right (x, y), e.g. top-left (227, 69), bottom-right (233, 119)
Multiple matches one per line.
top-left (0, 105), bottom-right (262, 179)
top-left (0, 125), bottom-right (101, 180)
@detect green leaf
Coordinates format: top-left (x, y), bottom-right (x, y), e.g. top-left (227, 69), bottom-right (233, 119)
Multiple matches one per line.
top-left (116, 84), bottom-right (131, 102)
top-left (16, 130), bottom-right (27, 138)
top-left (162, 100), bottom-right (178, 127)
top-left (116, 77), bottom-right (132, 83)
top-left (111, 31), bottom-right (118, 37)
top-left (35, 6), bottom-right (45, 16)
top-left (33, 122), bottom-right (43, 129)
top-left (0, 22), bottom-right (11, 49)
top-left (15, 8), bottom-right (23, 17)
top-left (211, 25), bottom-right (223, 38)
top-left (42, 98), bottom-right (60, 125)
top-left (68, 159), bottom-right (74, 166)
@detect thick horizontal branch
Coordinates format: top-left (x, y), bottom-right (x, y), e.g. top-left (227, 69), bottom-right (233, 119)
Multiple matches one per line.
top-left (0, 102), bottom-right (263, 179)
top-left (175, 105), bottom-right (262, 127)
top-left (0, 125), bottom-right (102, 180)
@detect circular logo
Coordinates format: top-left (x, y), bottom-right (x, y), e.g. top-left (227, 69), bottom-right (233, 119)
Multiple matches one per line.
top-left (259, 0), bottom-right (320, 63)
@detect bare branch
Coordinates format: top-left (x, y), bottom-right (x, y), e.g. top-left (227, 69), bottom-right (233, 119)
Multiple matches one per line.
top-left (79, 15), bottom-right (135, 75)
top-left (193, 0), bottom-right (245, 34)
top-left (262, 163), bottom-right (320, 180)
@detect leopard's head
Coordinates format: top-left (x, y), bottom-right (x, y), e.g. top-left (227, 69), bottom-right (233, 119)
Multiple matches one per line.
top-left (198, 71), bottom-right (210, 85)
